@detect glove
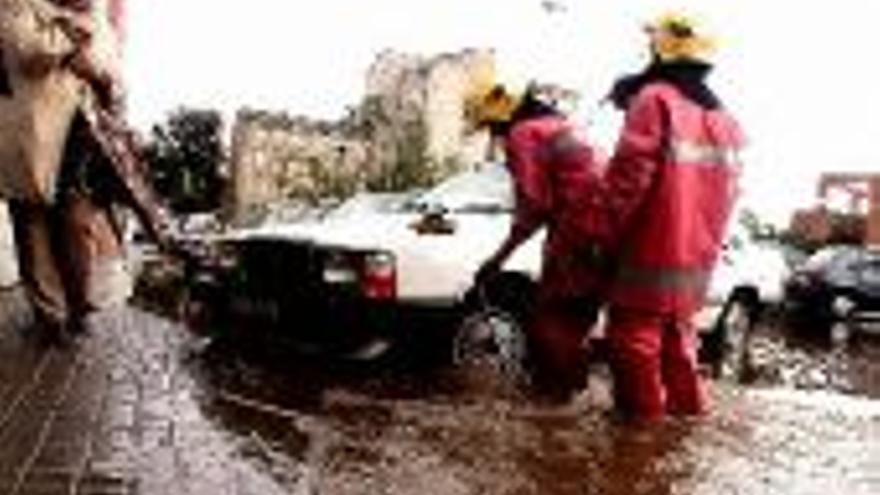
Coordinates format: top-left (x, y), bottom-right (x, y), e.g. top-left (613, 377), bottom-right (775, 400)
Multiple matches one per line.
top-left (475, 255), bottom-right (503, 286)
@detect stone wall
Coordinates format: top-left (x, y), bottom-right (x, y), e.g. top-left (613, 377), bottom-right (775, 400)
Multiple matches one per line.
top-left (228, 110), bottom-right (372, 218)
top-left (227, 48), bottom-right (579, 217)
top-left (364, 48), bottom-right (494, 174)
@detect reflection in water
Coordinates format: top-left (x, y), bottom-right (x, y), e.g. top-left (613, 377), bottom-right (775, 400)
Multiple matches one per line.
top-left (7, 290), bottom-right (871, 495)
top-left (190, 329), bottom-right (879, 495)
top-left (4, 281), bottom-right (879, 494)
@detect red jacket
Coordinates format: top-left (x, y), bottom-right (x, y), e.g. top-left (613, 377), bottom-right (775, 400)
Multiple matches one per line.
top-left (503, 115), bottom-right (605, 299)
top-left (586, 82), bottom-right (744, 315)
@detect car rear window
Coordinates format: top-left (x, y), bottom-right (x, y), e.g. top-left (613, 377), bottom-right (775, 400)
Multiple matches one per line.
top-left (412, 164), bottom-right (513, 212)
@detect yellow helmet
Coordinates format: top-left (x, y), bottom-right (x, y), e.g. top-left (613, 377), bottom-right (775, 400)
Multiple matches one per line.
top-left (645, 12), bottom-right (716, 63)
top-left (464, 64), bottom-right (526, 130)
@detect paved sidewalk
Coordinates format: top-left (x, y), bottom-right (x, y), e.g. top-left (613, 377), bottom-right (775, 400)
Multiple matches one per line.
top-left (0, 289), bottom-right (290, 495)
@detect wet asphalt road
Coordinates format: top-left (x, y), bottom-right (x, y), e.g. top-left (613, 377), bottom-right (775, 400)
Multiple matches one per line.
top-left (0, 288), bottom-right (878, 494)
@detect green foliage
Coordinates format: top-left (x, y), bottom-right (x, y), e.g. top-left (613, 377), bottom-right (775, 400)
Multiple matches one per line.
top-left (144, 108), bottom-right (225, 213)
top-left (343, 96), bottom-right (385, 139)
top-left (281, 155), bottom-right (361, 206)
top-left (355, 96), bottom-right (438, 192)
top-left (375, 118), bottom-right (437, 192)
top-left (739, 208), bottom-right (778, 241)
top-left (306, 155), bottom-right (361, 202)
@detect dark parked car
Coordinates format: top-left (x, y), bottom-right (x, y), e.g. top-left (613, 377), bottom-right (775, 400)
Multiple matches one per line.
top-left (784, 245), bottom-right (880, 333)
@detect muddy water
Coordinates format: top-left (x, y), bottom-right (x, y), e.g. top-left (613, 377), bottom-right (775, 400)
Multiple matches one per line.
top-left (3, 289), bottom-right (878, 493)
top-left (185, 321), bottom-right (880, 495)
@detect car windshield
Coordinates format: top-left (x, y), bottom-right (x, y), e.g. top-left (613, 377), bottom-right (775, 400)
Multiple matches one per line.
top-left (407, 164), bottom-right (513, 213)
top-left (325, 192), bottom-right (418, 220)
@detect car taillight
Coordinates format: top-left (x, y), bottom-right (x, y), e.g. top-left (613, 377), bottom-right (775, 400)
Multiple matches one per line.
top-left (362, 252), bottom-right (396, 300)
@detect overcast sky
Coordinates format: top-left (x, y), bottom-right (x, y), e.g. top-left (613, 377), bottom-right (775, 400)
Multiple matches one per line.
top-left (123, 0), bottom-right (880, 224)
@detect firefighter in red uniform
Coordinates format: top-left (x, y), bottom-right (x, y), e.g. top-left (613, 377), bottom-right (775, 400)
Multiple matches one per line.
top-left (471, 82), bottom-right (606, 401)
top-left (584, 13), bottom-right (745, 420)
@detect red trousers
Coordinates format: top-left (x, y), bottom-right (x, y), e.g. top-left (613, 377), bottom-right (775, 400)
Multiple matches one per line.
top-left (527, 241), bottom-right (604, 397)
top-left (606, 308), bottom-right (707, 420)
top-left (529, 297), bottom-right (599, 395)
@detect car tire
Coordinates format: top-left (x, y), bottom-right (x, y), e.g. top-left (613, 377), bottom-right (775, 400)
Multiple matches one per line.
top-left (452, 274), bottom-right (536, 392)
top-left (705, 287), bottom-right (760, 382)
top-left (453, 309), bottom-right (530, 386)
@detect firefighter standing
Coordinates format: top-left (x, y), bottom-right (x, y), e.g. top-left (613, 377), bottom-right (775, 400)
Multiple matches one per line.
top-left (472, 81), bottom-right (606, 401)
top-left (585, 13), bottom-right (745, 420)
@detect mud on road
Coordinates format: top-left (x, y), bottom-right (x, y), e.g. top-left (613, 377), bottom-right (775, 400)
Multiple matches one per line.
top-left (0, 288), bottom-right (878, 494)
top-left (194, 317), bottom-right (880, 495)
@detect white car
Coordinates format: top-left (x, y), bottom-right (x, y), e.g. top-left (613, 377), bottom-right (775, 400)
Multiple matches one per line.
top-left (694, 227), bottom-right (791, 377)
top-left (183, 165), bottom-right (537, 356)
top-left (695, 226), bottom-right (790, 326)
top-left (184, 165), bottom-right (788, 369)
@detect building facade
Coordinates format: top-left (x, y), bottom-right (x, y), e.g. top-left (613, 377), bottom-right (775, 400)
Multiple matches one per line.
top-left (228, 49), bottom-right (501, 216)
top-left (228, 110), bottom-right (372, 218)
top-left (227, 48), bottom-right (581, 217)
top-left (363, 48), bottom-right (495, 175)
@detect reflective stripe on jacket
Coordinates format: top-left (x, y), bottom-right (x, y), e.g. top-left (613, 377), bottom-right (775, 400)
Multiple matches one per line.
top-left (591, 82), bottom-right (744, 315)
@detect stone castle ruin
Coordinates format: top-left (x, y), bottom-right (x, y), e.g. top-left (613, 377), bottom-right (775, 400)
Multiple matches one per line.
top-left (228, 48), bottom-right (497, 218)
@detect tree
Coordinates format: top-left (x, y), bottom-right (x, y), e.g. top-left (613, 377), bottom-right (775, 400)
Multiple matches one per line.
top-left (739, 208), bottom-right (779, 241)
top-left (144, 108), bottom-right (225, 213)
top-left (352, 95), bottom-right (438, 192)
top-left (373, 116), bottom-right (437, 192)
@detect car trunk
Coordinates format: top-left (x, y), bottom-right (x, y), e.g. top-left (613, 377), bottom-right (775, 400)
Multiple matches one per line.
top-left (219, 239), bottom-right (394, 350)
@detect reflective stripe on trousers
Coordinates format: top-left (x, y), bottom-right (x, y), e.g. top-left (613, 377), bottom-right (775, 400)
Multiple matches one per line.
top-left (615, 265), bottom-right (710, 294)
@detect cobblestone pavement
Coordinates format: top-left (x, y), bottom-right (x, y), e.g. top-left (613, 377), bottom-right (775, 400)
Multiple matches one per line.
top-left (1, 288), bottom-right (879, 495)
top-left (0, 290), bottom-right (291, 495)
